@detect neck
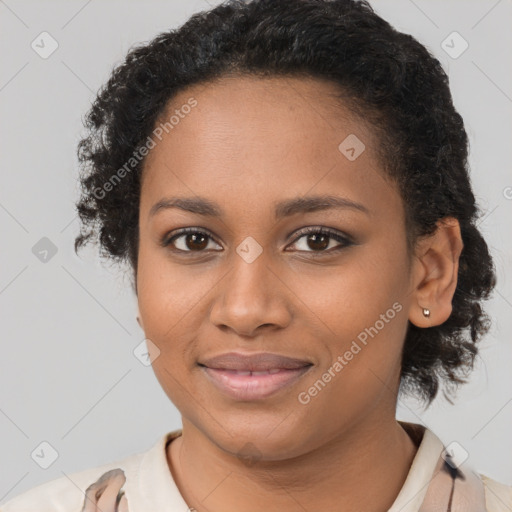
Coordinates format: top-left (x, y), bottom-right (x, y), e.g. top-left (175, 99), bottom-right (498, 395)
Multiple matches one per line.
top-left (167, 414), bottom-right (420, 512)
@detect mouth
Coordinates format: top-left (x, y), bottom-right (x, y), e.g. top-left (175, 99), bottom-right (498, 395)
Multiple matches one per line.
top-left (198, 352), bottom-right (313, 401)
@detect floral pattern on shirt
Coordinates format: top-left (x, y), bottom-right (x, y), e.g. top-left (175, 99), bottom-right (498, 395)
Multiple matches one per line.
top-left (80, 468), bottom-right (128, 512)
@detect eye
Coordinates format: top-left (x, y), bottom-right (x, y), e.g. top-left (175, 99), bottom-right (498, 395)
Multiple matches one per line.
top-left (161, 226), bottom-right (353, 256)
top-left (162, 227), bottom-right (222, 253)
top-left (287, 226), bottom-right (353, 255)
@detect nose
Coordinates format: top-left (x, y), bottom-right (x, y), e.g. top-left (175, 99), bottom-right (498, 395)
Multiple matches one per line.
top-left (209, 252), bottom-right (292, 337)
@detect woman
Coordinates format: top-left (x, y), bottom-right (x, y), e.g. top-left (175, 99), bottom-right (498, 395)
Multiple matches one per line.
top-left (2, 0), bottom-right (510, 510)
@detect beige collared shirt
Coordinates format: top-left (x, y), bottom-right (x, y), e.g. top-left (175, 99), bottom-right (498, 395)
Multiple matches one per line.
top-left (1, 422), bottom-right (510, 511)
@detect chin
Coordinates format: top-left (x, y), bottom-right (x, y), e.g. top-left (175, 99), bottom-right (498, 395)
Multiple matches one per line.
top-left (202, 415), bottom-right (314, 462)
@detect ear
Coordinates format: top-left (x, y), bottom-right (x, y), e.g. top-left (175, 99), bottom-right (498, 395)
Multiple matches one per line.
top-left (408, 217), bottom-right (463, 328)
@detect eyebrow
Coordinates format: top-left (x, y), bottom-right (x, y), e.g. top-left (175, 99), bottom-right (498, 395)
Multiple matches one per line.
top-left (149, 194), bottom-right (370, 219)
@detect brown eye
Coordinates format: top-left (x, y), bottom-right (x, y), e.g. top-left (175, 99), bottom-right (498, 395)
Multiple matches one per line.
top-left (163, 228), bottom-right (222, 253)
top-left (304, 233), bottom-right (330, 251)
top-left (288, 227), bottom-right (353, 255)
top-left (182, 232), bottom-right (208, 251)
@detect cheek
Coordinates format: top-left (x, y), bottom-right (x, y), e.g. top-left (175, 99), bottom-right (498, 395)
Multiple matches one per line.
top-left (306, 234), bottom-right (410, 377)
top-left (136, 244), bottom-right (216, 380)
top-left (307, 244), bottom-right (407, 326)
top-left (137, 244), bottom-right (198, 332)
top-left (136, 249), bottom-right (198, 402)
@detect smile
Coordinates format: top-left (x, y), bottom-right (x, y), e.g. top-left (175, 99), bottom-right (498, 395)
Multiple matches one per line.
top-left (200, 365), bottom-right (312, 400)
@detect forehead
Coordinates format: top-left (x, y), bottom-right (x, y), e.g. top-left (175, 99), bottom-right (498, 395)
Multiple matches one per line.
top-left (183, 74), bottom-right (347, 113)
top-left (140, 75), bottom-right (395, 215)
top-left (161, 74), bottom-right (374, 146)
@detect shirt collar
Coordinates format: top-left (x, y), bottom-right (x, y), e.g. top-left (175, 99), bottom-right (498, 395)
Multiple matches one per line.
top-left (122, 421), bottom-right (485, 512)
top-left (389, 421), bottom-right (445, 511)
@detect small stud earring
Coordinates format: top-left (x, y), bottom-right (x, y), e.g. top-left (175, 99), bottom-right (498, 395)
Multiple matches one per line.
top-left (422, 308), bottom-right (430, 318)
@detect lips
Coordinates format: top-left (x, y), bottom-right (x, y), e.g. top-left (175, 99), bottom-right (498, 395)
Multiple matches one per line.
top-left (199, 352), bottom-right (312, 372)
top-left (198, 352), bottom-right (313, 400)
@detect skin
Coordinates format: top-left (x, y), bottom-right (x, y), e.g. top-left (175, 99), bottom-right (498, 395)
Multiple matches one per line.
top-left (135, 75), bottom-right (463, 512)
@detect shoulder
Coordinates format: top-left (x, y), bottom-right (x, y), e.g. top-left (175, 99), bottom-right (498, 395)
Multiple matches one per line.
top-left (481, 473), bottom-right (512, 512)
top-left (0, 452), bottom-right (143, 512)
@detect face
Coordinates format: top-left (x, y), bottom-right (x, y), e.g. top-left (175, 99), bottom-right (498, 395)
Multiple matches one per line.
top-left (136, 75), bottom-right (416, 460)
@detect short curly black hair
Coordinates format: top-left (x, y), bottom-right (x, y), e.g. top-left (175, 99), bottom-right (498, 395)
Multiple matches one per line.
top-left (74, 0), bottom-right (496, 406)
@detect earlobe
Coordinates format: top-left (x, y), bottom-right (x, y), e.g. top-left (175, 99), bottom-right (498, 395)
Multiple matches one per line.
top-left (410, 305), bottom-right (436, 328)
top-left (408, 217), bottom-right (463, 328)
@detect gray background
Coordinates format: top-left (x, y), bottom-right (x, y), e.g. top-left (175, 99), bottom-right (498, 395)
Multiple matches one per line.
top-left (1, 0), bottom-right (511, 504)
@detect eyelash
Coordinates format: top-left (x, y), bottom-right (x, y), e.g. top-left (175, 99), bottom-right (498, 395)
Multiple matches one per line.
top-left (161, 226), bottom-right (353, 257)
